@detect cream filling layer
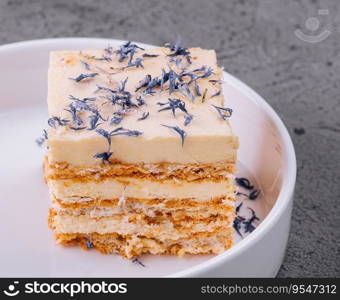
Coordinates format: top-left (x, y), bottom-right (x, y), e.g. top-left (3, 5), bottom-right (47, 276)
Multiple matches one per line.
top-left (48, 177), bottom-right (237, 204)
top-left (48, 134), bottom-right (238, 166)
top-left (53, 200), bottom-right (234, 219)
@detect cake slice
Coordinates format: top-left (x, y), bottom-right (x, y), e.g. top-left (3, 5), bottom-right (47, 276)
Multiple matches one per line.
top-left (44, 40), bottom-right (239, 258)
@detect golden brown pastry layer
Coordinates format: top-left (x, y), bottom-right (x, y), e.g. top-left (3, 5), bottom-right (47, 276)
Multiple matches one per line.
top-left (54, 196), bottom-right (234, 220)
top-left (45, 157), bottom-right (236, 182)
top-left (53, 228), bottom-right (234, 258)
top-left (48, 207), bottom-right (235, 242)
top-left (55, 195), bottom-right (235, 209)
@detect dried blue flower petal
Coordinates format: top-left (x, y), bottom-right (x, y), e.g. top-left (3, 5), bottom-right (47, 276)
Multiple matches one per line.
top-left (133, 63), bottom-right (210, 100)
top-left (135, 71), bottom-right (166, 95)
top-left (85, 240), bottom-right (93, 249)
top-left (187, 66), bottom-right (214, 82)
top-left (236, 202), bottom-right (243, 213)
top-left (48, 116), bottom-right (69, 128)
top-left (211, 90), bottom-right (221, 97)
top-left (249, 189), bottom-right (260, 200)
top-left (132, 258), bottom-right (146, 267)
top-left (237, 192), bottom-right (258, 202)
top-left (235, 177), bottom-right (254, 190)
top-left (96, 129), bottom-right (112, 146)
top-left (168, 69), bottom-right (178, 94)
top-left (95, 55), bottom-right (112, 62)
top-left (243, 208), bottom-right (260, 233)
top-left (158, 66), bottom-right (214, 101)
top-left (124, 57), bottom-right (144, 69)
top-left (115, 41), bottom-right (144, 62)
top-left (111, 127), bottom-right (124, 133)
top-left (237, 192), bottom-right (247, 197)
top-left (167, 37), bottom-right (191, 57)
top-left (94, 85), bottom-right (116, 95)
top-left (178, 82), bottom-right (195, 102)
top-left (233, 216), bottom-right (245, 237)
top-left (192, 66), bottom-right (207, 73)
top-left (194, 81), bottom-right (201, 96)
top-left (144, 77), bottom-right (161, 95)
top-left (43, 129), bottom-right (48, 139)
top-left (135, 75), bottom-right (152, 92)
top-left (209, 79), bottom-right (224, 84)
top-left (68, 95), bottom-right (97, 116)
top-left (96, 82), bottom-right (137, 109)
top-left (180, 72), bottom-right (196, 84)
top-left (68, 95), bottom-right (97, 102)
top-left (184, 114), bottom-right (193, 126)
top-left (35, 129), bottom-right (48, 146)
top-left (65, 104), bottom-right (83, 126)
top-left (88, 113), bottom-right (103, 130)
top-left (161, 124), bottom-right (186, 146)
top-left (200, 67), bottom-right (214, 78)
top-left (158, 98), bottom-right (188, 116)
top-left (169, 57), bottom-right (182, 68)
top-left (143, 88), bottom-right (156, 96)
top-left (111, 115), bottom-right (123, 125)
top-left (110, 127), bottom-right (143, 137)
top-left (93, 151), bottom-right (113, 164)
top-left (142, 53), bottom-right (159, 58)
top-left (69, 73), bottom-right (98, 82)
top-left (69, 126), bottom-right (86, 131)
top-left (212, 105), bottom-right (233, 120)
top-left (104, 45), bottom-right (114, 55)
top-left (137, 112), bottom-right (149, 121)
top-left (160, 69), bottom-right (169, 90)
top-left (244, 223), bottom-right (256, 233)
top-left (119, 77), bottom-right (129, 93)
top-left (136, 96), bottom-right (145, 106)
top-left (81, 60), bottom-right (90, 70)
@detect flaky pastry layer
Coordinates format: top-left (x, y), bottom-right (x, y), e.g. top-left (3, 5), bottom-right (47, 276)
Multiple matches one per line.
top-left (49, 209), bottom-right (234, 239)
top-left (54, 229), bottom-right (233, 258)
top-left (45, 157), bottom-right (236, 182)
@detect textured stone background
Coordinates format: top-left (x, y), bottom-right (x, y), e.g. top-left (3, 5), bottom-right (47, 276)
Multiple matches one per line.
top-left (0, 0), bottom-right (339, 277)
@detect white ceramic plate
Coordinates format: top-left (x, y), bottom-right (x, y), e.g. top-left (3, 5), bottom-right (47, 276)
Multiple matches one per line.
top-left (0, 38), bottom-right (296, 277)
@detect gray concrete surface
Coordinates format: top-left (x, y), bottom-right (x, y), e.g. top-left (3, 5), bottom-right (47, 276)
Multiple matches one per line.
top-left (0, 0), bottom-right (339, 277)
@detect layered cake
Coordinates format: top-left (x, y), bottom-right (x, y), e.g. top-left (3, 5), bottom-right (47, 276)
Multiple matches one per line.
top-left (44, 40), bottom-right (239, 258)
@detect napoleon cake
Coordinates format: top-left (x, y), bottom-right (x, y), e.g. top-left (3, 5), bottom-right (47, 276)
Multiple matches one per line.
top-left (41, 39), bottom-right (239, 258)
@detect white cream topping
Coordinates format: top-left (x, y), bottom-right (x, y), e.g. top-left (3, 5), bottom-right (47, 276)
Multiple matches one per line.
top-left (47, 47), bottom-right (238, 166)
